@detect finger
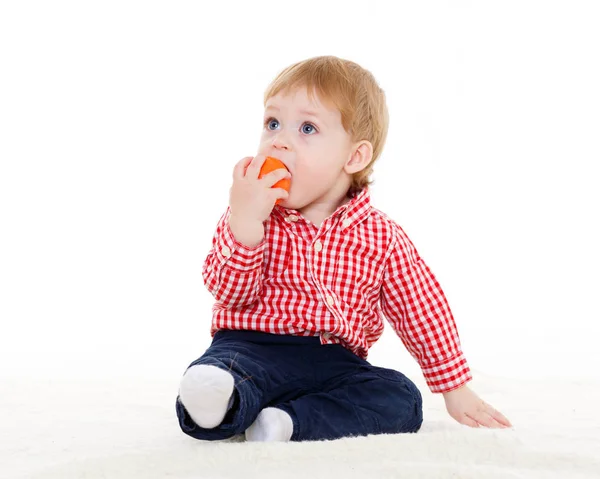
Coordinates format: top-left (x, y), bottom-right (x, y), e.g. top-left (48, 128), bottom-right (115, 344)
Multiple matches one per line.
top-left (245, 154), bottom-right (267, 179)
top-left (471, 411), bottom-right (504, 429)
top-left (272, 188), bottom-right (290, 205)
top-left (459, 414), bottom-right (480, 428)
top-left (485, 417), bottom-right (508, 429)
top-left (233, 156), bottom-right (254, 180)
top-left (484, 404), bottom-right (512, 428)
top-left (273, 187), bottom-right (290, 199)
top-left (491, 408), bottom-right (512, 427)
top-left (260, 168), bottom-right (292, 187)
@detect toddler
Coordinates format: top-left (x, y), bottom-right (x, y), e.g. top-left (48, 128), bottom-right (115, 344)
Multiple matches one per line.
top-left (175, 55), bottom-right (511, 442)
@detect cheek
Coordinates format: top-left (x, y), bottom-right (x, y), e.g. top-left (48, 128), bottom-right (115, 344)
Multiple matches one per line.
top-left (292, 162), bottom-right (324, 188)
top-left (258, 132), bottom-right (270, 146)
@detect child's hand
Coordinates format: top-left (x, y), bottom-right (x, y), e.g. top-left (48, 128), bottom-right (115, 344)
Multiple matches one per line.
top-left (229, 155), bottom-right (291, 224)
top-left (442, 385), bottom-right (512, 428)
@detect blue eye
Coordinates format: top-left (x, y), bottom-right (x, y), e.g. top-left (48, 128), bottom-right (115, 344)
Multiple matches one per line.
top-left (302, 123), bottom-right (316, 134)
top-left (264, 117), bottom-right (317, 135)
top-left (266, 118), bottom-right (279, 130)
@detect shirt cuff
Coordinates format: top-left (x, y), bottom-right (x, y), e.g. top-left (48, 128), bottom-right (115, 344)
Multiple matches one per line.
top-left (214, 219), bottom-right (266, 272)
top-left (421, 351), bottom-right (473, 393)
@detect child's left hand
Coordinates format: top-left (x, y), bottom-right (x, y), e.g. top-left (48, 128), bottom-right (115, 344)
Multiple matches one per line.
top-left (442, 384), bottom-right (512, 428)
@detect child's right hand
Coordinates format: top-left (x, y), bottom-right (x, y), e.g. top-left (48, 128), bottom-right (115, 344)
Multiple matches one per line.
top-left (229, 155), bottom-right (291, 224)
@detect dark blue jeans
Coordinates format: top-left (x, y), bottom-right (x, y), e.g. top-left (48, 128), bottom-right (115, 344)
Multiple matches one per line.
top-left (175, 330), bottom-right (423, 442)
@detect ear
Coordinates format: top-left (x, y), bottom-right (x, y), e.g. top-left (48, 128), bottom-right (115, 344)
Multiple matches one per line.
top-left (345, 140), bottom-right (373, 174)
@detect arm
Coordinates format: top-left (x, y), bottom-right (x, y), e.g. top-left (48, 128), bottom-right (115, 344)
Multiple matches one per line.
top-left (203, 154), bottom-right (289, 309)
top-left (380, 226), bottom-right (512, 428)
top-left (202, 206), bottom-right (266, 309)
top-left (379, 225), bottom-right (472, 394)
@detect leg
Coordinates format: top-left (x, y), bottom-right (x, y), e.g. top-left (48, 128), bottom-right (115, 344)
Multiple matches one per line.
top-left (274, 366), bottom-right (423, 442)
top-left (175, 330), bottom-right (324, 441)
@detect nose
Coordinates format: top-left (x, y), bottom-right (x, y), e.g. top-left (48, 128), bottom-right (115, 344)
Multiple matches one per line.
top-left (272, 131), bottom-right (290, 151)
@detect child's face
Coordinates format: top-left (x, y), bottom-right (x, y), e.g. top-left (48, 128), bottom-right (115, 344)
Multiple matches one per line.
top-left (258, 86), bottom-right (355, 211)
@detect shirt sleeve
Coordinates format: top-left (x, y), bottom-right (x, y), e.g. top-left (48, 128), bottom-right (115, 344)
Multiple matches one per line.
top-left (379, 224), bottom-right (472, 393)
top-left (202, 207), bottom-right (266, 309)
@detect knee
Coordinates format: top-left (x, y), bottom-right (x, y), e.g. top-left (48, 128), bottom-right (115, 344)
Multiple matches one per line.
top-left (381, 376), bottom-right (423, 434)
top-left (405, 387), bottom-right (423, 433)
top-left (400, 377), bottom-right (423, 432)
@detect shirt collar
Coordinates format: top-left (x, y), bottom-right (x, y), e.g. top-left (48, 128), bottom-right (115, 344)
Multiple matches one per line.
top-left (274, 187), bottom-right (371, 229)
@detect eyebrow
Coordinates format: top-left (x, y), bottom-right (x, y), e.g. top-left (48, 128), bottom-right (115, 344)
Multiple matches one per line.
top-left (299, 109), bottom-right (321, 119)
top-left (265, 105), bottom-right (322, 120)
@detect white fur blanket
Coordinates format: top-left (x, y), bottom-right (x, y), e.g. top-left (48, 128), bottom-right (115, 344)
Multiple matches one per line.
top-left (2, 372), bottom-right (599, 479)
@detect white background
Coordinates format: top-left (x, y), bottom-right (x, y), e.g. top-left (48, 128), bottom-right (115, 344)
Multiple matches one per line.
top-left (1, 0), bottom-right (598, 387)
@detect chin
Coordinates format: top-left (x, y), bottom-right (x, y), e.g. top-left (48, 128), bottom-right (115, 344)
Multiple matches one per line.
top-left (278, 198), bottom-right (293, 209)
top-left (279, 190), bottom-right (312, 211)
top-left (278, 197), bottom-right (300, 211)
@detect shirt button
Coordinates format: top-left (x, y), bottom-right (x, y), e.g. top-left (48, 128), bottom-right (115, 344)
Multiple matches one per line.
top-left (287, 214), bottom-right (299, 222)
top-left (322, 332), bottom-right (332, 340)
top-left (342, 218), bottom-right (351, 228)
top-left (326, 295), bottom-right (335, 306)
top-left (221, 246), bottom-right (231, 258)
top-left (314, 241), bottom-right (323, 252)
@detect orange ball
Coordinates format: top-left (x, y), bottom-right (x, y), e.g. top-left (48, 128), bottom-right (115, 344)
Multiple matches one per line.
top-left (259, 156), bottom-right (291, 204)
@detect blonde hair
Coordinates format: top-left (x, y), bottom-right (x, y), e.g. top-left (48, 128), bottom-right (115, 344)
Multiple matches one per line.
top-left (264, 55), bottom-right (389, 196)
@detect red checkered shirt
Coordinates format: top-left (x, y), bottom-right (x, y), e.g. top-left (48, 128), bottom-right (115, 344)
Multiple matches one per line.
top-left (202, 187), bottom-right (472, 393)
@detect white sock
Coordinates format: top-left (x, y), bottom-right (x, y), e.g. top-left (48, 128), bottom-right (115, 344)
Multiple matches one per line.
top-left (178, 364), bottom-right (235, 429)
top-left (245, 407), bottom-right (293, 442)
